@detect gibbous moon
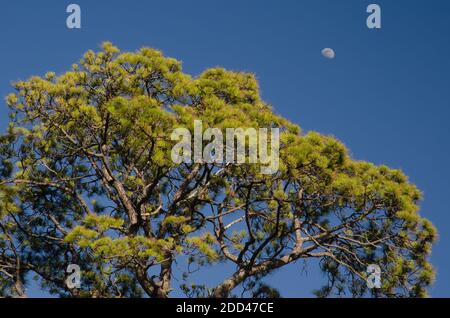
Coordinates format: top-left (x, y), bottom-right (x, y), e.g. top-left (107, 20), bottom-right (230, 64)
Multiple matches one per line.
top-left (321, 48), bottom-right (335, 59)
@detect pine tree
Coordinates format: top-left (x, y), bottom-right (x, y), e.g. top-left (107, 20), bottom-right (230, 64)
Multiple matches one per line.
top-left (0, 43), bottom-right (436, 298)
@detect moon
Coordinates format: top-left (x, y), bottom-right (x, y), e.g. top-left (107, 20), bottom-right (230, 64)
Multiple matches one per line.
top-left (321, 48), bottom-right (335, 59)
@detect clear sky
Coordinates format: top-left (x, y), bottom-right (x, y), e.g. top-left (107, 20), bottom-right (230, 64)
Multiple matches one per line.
top-left (0, 0), bottom-right (449, 297)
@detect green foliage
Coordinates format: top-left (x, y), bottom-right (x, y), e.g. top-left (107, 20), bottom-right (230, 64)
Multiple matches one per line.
top-left (0, 42), bottom-right (437, 298)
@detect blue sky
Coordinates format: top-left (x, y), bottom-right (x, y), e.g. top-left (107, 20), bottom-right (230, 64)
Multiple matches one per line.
top-left (0, 0), bottom-right (449, 297)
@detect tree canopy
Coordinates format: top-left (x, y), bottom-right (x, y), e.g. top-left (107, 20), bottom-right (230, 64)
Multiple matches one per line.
top-left (0, 43), bottom-right (436, 298)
